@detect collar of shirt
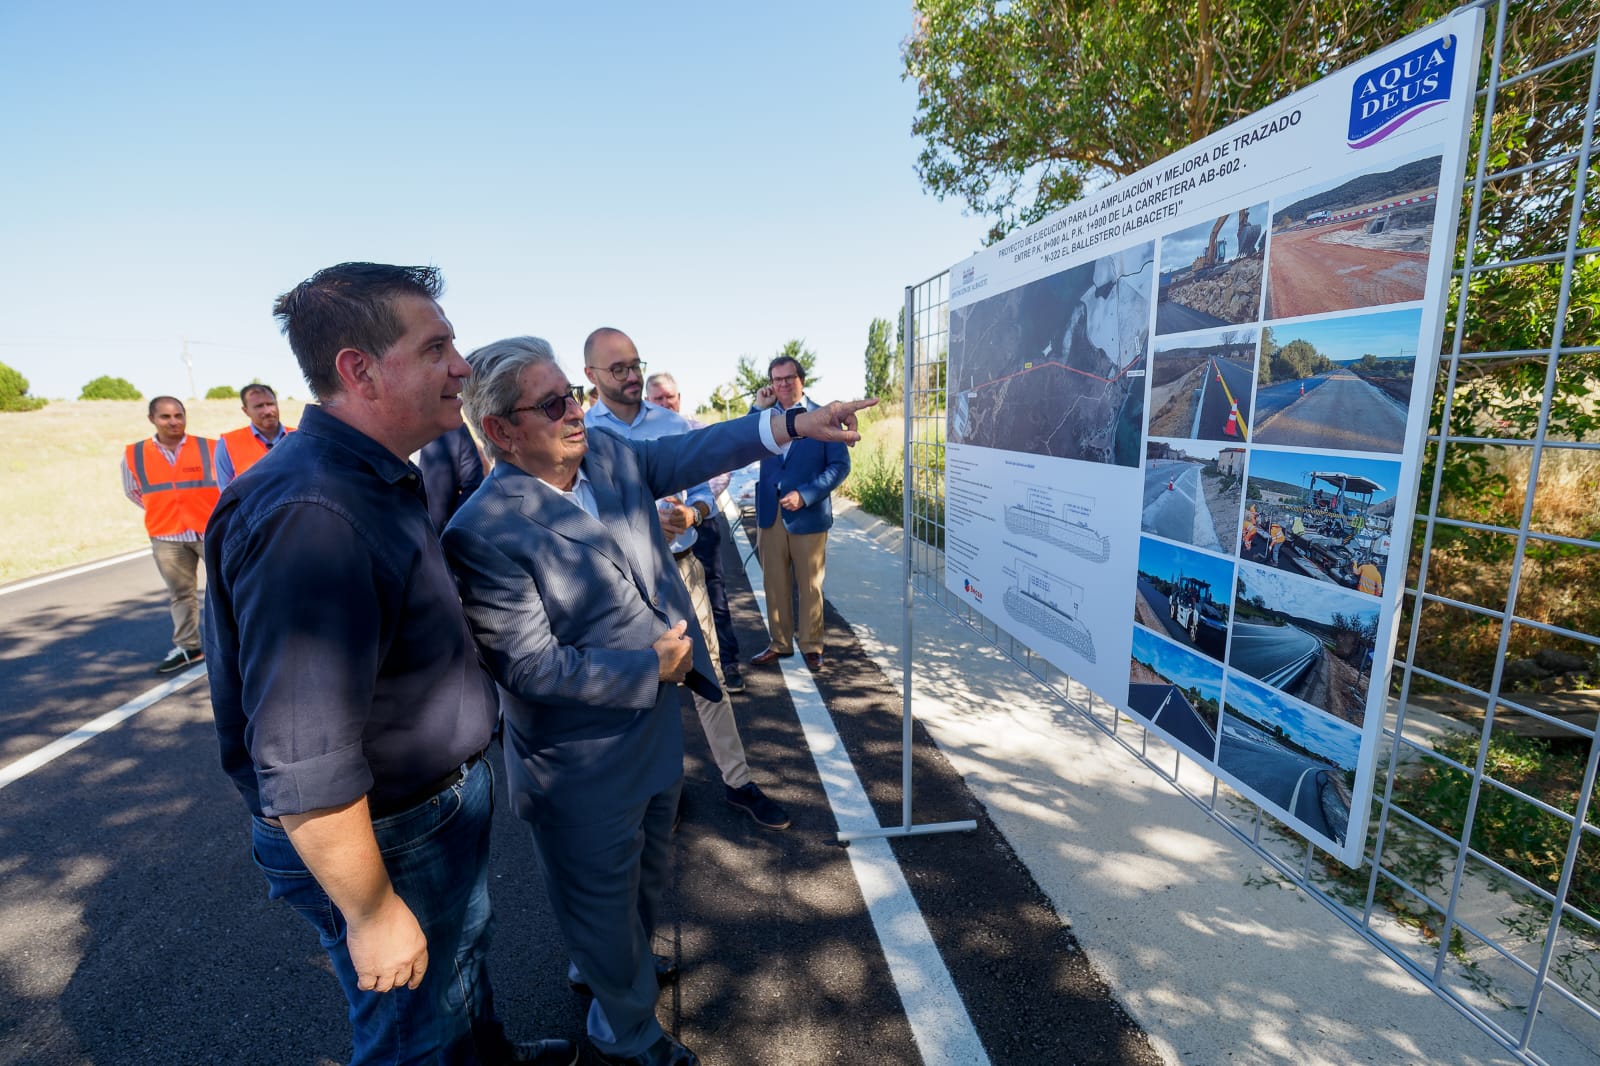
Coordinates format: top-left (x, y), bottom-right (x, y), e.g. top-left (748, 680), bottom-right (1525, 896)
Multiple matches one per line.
top-left (583, 398), bottom-right (685, 436)
top-left (297, 405), bottom-right (423, 496)
top-left (539, 466), bottom-right (599, 521)
top-left (251, 425), bottom-right (289, 447)
top-left (148, 434), bottom-right (189, 464)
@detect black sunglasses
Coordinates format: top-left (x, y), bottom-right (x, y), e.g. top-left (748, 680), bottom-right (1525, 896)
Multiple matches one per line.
top-left (507, 385), bottom-right (585, 422)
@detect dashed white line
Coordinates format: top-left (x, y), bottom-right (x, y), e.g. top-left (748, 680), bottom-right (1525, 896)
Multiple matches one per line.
top-left (727, 500), bottom-right (990, 1066)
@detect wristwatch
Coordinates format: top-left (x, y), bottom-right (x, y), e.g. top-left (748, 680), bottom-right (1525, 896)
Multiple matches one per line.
top-left (784, 405), bottom-right (805, 440)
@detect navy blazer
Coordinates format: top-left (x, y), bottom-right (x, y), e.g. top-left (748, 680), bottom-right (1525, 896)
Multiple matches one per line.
top-left (753, 398), bottom-right (851, 535)
top-left (418, 425), bottom-right (484, 532)
top-left (442, 417), bottom-right (771, 823)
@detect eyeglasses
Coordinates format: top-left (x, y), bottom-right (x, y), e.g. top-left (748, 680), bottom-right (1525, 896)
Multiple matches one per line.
top-left (507, 385), bottom-right (585, 422)
top-left (589, 360), bottom-right (647, 382)
top-left (770, 373), bottom-right (799, 385)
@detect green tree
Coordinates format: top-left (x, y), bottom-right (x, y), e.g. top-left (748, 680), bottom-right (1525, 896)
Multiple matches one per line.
top-left (733, 340), bottom-right (820, 397)
top-left (0, 361), bottom-right (47, 411)
top-left (863, 317), bottom-right (895, 398)
top-left (894, 308), bottom-right (905, 395)
top-left (79, 375), bottom-right (142, 401)
top-left (205, 384), bottom-right (239, 399)
top-left (904, 0), bottom-right (1459, 243)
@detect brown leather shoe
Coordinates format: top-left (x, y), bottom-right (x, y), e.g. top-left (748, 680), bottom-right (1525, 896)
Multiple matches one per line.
top-left (803, 652), bottom-right (823, 669)
top-left (749, 648), bottom-right (793, 666)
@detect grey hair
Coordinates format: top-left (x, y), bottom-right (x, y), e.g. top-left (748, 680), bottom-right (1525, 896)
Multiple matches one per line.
top-left (645, 371), bottom-right (678, 394)
top-left (462, 335), bottom-right (560, 462)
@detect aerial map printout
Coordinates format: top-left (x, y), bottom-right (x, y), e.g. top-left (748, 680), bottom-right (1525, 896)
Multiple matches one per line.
top-left (943, 8), bottom-right (1484, 865)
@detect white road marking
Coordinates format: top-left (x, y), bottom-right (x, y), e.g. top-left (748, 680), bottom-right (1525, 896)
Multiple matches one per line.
top-left (728, 500), bottom-right (990, 1066)
top-left (0, 664), bottom-right (207, 791)
top-left (0, 549), bottom-right (151, 596)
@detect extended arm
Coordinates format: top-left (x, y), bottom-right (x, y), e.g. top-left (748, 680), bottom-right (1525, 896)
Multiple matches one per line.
top-left (634, 398), bottom-right (877, 501)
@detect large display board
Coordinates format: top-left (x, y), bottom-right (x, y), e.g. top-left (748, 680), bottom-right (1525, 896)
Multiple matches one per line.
top-left (943, 9), bottom-right (1484, 865)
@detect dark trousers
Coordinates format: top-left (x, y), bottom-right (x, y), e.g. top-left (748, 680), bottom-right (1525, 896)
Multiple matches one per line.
top-left (690, 514), bottom-right (740, 667)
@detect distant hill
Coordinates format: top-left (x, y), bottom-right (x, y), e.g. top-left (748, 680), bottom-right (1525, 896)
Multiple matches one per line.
top-left (1249, 476), bottom-right (1301, 498)
top-left (1274, 155), bottom-right (1441, 227)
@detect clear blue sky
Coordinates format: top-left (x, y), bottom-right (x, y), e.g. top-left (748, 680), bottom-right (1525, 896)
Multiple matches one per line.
top-left (0, 2), bottom-right (987, 409)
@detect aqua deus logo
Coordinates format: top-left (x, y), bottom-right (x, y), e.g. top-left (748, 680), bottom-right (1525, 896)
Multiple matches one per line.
top-left (1347, 34), bottom-right (1457, 148)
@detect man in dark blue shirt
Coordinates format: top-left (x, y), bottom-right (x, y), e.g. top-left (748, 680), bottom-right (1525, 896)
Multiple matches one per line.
top-left (204, 262), bottom-right (575, 1066)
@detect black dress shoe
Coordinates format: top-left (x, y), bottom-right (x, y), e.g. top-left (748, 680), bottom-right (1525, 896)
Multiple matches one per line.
top-left (568, 954), bottom-right (679, 999)
top-left (506, 1037), bottom-right (578, 1065)
top-left (589, 1034), bottom-right (698, 1066)
top-left (749, 647), bottom-right (793, 666)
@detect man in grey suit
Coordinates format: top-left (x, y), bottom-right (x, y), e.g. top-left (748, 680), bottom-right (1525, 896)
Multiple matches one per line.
top-left (442, 336), bottom-right (872, 1066)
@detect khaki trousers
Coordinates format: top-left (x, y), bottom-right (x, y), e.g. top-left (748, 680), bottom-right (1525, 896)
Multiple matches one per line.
top-left (150, 538), bottom-right (204, 650)
top-left (756, 521), bottom-right (828, 656)
top-left (675, 552), bottom-right (752, 789)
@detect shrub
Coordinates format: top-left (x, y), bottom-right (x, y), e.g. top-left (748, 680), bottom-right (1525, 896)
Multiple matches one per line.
top-left (842, 447), bottom-right (904, 527)
top-left (205, 385), bottom-right (238, 399)
top-left (79, 375), bottom-right (142, 401)
top-left (0, 361), bottom-right (47, 411)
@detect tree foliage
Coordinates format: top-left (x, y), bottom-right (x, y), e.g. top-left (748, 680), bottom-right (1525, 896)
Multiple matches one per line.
top-left (79, 375), bottom-right (142, 401)
top-left (904, 0), bottom-right (1462, 243)
top-left (733, 340), bottom-right (820, 398)
top-left (0, 361), bottom-right (47, 411)
top-left (205, 384), bottom-right (239, 399)
top-left (864, 317), bottom-right (896, 399)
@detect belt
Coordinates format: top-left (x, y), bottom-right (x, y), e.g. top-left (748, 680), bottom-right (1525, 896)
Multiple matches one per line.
top-left (673, 547), bottom-right (694, 561)
top-left (370, 749), bottom-right (485, 818)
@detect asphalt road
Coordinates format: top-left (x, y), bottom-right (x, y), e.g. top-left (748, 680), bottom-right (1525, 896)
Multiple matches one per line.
top-left (1, 538), bottom-right (1160, 1066)
top-left (1253, 370), bottom-right (1409, 452)
top-left (1193, 356), bottom-right (1254, 442)
top-left (1126, 683), bottom-right (1217, 761)
top-left (1216, 716), bottom-right (1340, 839)
top-left (1154, 300), bottom-right (1227, 335)
top-left (1227, 620), bottom-right (1321, 692)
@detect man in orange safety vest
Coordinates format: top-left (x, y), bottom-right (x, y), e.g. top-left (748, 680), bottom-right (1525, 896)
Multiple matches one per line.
top-left (122, 396), bottom-right (220, 673)
top-left (215, 383), bottom-right (293, 488)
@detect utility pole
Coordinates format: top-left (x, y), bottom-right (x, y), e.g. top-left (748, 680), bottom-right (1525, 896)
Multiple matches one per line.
top-left (182, 338), bottom-right (197, 401)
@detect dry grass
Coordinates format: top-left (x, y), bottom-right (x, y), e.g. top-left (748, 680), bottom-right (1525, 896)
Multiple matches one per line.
top-left (0, 399), bottom-right (307, 584)
top-left (1408, 446), bottom-right (1600, 689)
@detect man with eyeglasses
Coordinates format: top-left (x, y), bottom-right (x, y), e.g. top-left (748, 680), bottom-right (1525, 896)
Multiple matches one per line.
top-left (749, 355), bottom-right (850, 670)
top-left (585, 331), bottom-right (787, 833)
top-left (644, 371), bottom-right (744, 695)
top-left (441, 335), bottom-right (874, 1066)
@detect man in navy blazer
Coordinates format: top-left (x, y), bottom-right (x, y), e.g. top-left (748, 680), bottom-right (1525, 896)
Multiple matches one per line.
top-left (417, 423), bottom-right (485, 531)
top-left (442, 336), bottom-right (871, 1066)
top-left (749, 354), bottom-right (851, 670)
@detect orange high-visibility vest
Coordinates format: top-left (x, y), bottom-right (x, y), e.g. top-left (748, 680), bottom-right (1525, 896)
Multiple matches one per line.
top-left (1356, 563), bottom-right (1383, 596)
top-left (220, 424), bottom-right (293, 476)
top-left (125, 437), bottom-right (220, 537)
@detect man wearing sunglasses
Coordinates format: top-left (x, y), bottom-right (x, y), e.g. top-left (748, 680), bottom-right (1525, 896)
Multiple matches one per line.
top-left (442, 336), bottom-right (874, 1066)
top-left (584, 330), bottom-right (788, 833)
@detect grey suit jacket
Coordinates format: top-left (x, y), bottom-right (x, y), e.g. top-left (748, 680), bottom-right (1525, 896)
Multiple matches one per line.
top-left (443, 416), bottom-right (771, 823)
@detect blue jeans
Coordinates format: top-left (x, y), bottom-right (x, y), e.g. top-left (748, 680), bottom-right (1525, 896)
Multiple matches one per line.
top-left (251, 757), bottom-right (508, 1065)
